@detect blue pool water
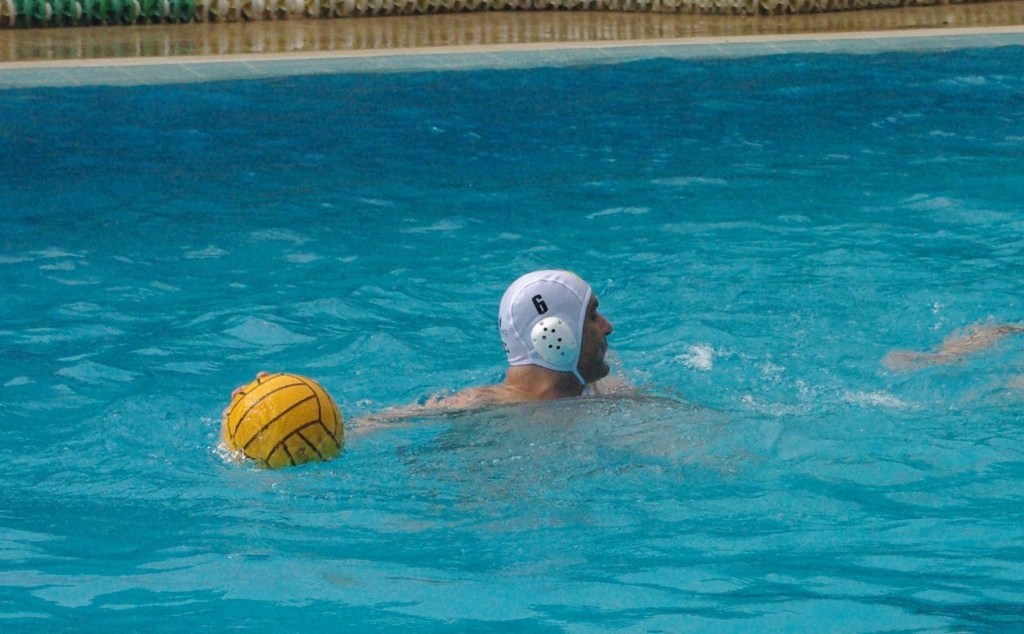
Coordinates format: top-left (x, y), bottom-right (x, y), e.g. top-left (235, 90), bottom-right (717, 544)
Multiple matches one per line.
top-left (2, 42), bottom-right (1024, 631)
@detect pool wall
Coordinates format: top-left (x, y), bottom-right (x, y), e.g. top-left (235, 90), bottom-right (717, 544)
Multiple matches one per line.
top-left (0, 0), bottom-right (1007, 29)
top-left (3, 22), bottom-right (1022, 89)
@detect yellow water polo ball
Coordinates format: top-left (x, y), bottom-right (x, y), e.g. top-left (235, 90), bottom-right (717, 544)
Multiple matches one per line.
top-left (222, 373), bottom-right (344, 469)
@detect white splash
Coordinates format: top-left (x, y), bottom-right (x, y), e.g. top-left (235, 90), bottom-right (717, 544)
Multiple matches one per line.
top-left (677, 343), bottom-right (715, 371)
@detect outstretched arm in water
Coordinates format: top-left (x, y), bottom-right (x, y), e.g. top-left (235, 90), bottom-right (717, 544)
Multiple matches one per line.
top-left (884, 323), bottom-right (1024, 371)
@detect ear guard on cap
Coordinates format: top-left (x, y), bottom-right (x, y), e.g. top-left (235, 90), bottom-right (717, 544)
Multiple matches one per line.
top-left (530, 317), bottom-right (579, 371)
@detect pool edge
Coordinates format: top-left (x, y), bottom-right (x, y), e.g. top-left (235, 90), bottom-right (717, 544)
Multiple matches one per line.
top-left (2, 23), bottom-right (1024, 88)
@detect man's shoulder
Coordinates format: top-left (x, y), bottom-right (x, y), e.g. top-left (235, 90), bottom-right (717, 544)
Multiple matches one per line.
top-left (427, 384), bottom-right (526, 411)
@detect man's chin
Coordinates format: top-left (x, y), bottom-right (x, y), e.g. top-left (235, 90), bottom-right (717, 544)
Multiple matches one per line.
top-left (584, 364), bottom-right (611, 384)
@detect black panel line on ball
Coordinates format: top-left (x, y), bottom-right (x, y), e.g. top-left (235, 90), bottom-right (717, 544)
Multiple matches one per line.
top-left (317, 418), bottom-right (340, 449)
top-left (294, 376), bottom-right (338, 449)
top-left (267, 420), bottom-right (329, 463)
top-left (230, 380), bottom-right (306, 440)
top-left (223, 373), bottom-right (288, 423)
top-left (293, 376), bottom-right (326, 425)
top-left (296, 430), bottom-right (325, 461)
top-left (241, 394), bottom-right (316, 451)
top-left (277, 443), bottom-right (297, 468)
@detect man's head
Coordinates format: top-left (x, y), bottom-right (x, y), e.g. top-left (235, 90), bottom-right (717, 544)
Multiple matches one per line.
top-left (498, 270), bottom-right (613, 386)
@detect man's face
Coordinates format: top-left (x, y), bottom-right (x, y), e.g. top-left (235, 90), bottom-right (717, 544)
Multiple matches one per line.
top-left (577, 295), bottom-right (613, 384)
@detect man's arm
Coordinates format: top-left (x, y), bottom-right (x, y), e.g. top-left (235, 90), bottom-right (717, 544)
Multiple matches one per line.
top-left (884, 323), bottom-right (1024, 371)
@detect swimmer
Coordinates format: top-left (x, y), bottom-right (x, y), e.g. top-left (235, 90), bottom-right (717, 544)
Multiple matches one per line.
top-left (230, 269), bottom-right (627, 426)
top-left (365, 269), bottom-right (626, 422)
top-left (426, 269), bottom-right (621, 410)
top-left (883, 321), bottom-right (1024, 371)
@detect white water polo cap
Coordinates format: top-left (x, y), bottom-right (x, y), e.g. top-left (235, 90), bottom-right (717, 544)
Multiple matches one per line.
top-left (498, 270), bottom-right (593, 386)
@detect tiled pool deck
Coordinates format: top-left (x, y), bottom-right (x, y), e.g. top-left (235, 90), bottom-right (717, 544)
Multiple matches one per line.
top-left (1, 2), bottom-right (1023, 87)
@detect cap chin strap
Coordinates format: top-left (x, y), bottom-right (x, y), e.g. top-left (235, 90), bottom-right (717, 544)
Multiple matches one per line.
top-left (530, 317), bottom-right (586, 387)
top-left (568, 367), bottom-right (586, 388)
